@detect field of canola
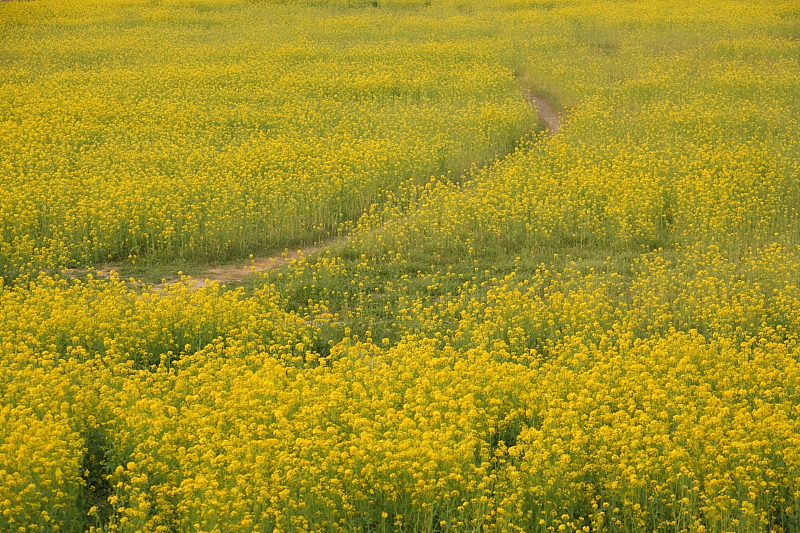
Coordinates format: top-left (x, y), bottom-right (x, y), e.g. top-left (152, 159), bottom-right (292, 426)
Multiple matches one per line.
top-left (2, 0), bottom-right (800, 531)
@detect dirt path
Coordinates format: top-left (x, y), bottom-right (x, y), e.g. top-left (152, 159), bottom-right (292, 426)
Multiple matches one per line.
top-left (520, 89), bottom-right (562, 134)
top-left (186, 237), bottom-right (347, 288)
top-left (81, 90), bottom-right (560, 289)
top-left (180, 90), bottom-right (560, 287)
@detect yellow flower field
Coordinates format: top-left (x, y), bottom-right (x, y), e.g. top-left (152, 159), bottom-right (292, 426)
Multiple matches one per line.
top-left (1, 0), bottom-right (799, 531)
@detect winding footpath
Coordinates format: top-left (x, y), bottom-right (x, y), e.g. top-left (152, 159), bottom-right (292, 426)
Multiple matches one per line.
top-left (187, 237), bottom-right (348, 289)
top-left (96, 89), bottom-right (561, 288)
top-left (521, 89), bottom-right (561, 134)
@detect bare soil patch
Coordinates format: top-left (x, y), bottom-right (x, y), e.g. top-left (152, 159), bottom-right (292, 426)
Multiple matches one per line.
top-left (520, 89), bottom-right (562, 134)
top-left (187, 237), bottom-right (348, 288)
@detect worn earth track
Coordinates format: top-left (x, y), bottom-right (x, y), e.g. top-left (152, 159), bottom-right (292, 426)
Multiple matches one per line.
top-left (89, 90), bottom-right (561, 288)
top-left (188, 237), bottom-right (348, 288)
top-left (521, 89), bottom-right (561, 134)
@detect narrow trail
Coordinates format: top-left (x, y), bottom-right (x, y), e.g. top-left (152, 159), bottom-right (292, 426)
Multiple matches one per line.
top-left (85, 90), bottom-right (561, 289)
top-left (520, 89), bottom-right (562, 134)
top-left (187, 237), bottom-right (348, 288)
top-left (185, 90), bottom-right (561, 287)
